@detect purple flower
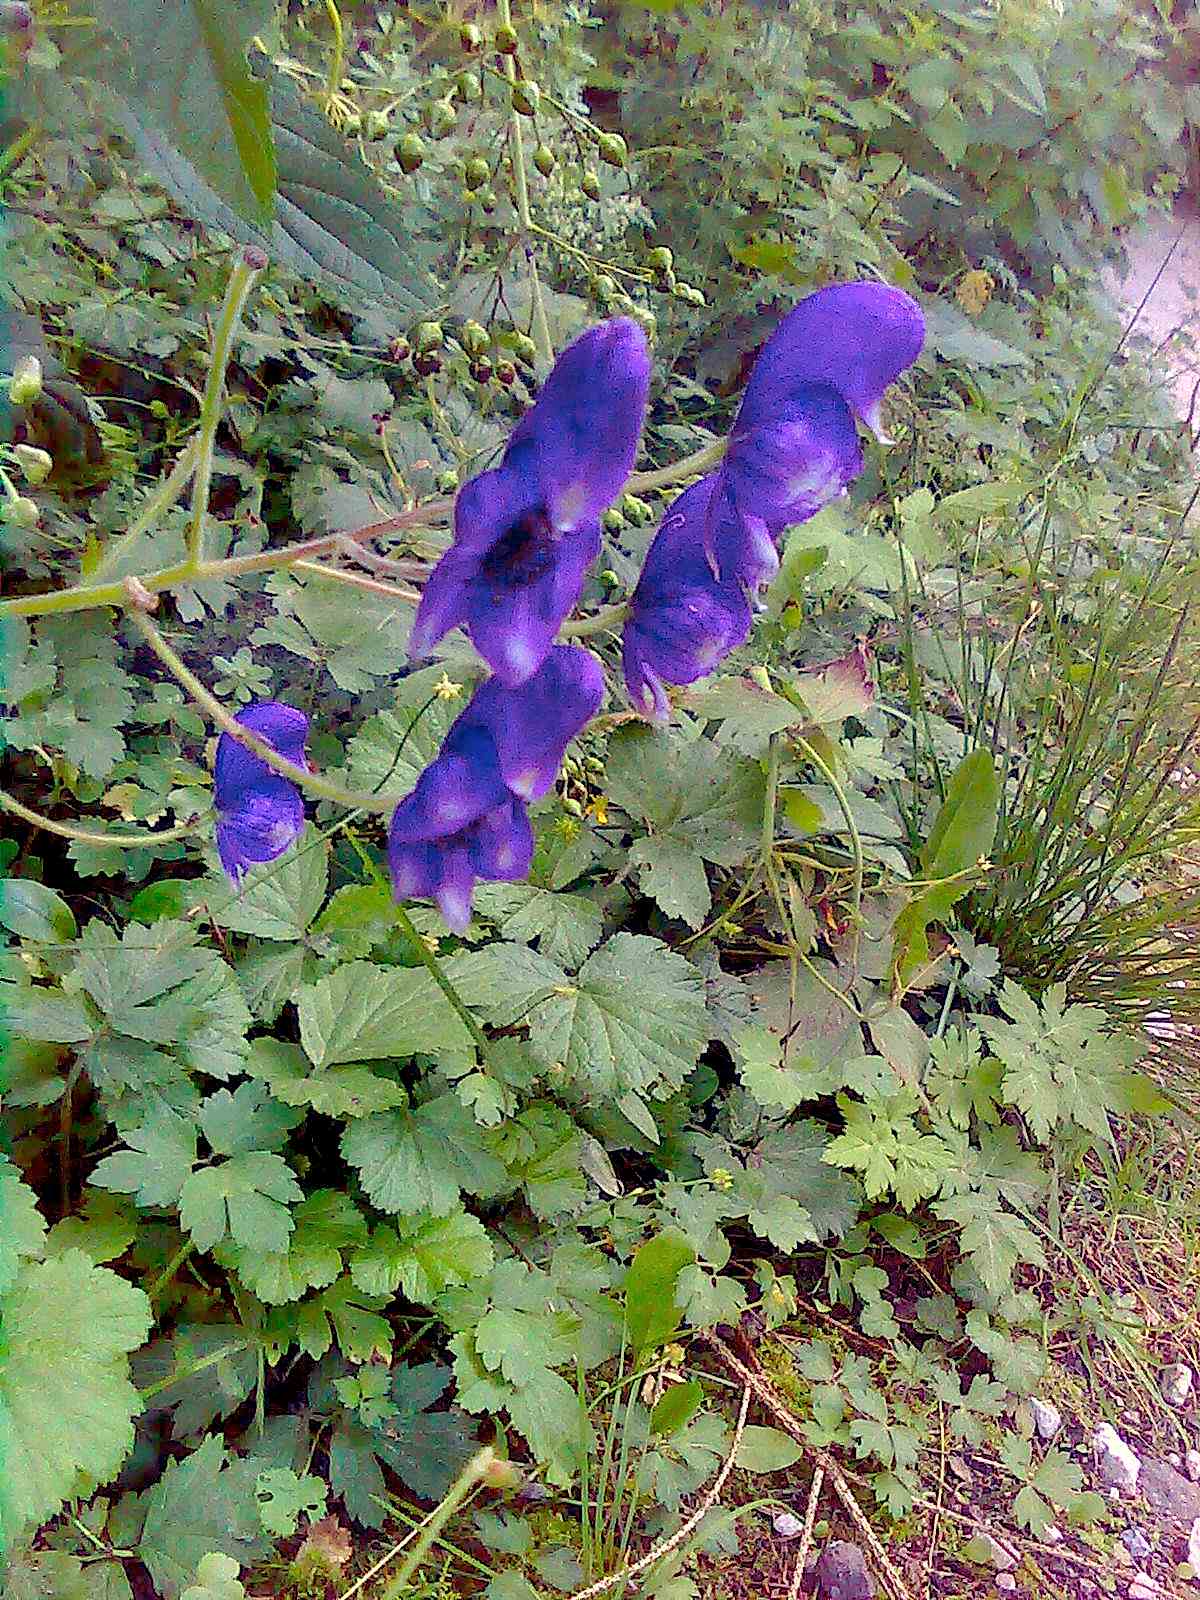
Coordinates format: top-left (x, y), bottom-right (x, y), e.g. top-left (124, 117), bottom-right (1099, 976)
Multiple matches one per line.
top-left (214, 701), bottom-right (309, 883)
top-left (622, 477), bottom-right (753, 723)
top-left (388, 646), bottom-right (604, 929)
top-left (409, 318), bottom-right (651, 687)
top-left (707, 282), bottom-right (924, 587)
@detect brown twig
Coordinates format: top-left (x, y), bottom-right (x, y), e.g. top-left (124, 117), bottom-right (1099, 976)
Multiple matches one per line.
top-left (788, 1464), bottom-right (824, 1600)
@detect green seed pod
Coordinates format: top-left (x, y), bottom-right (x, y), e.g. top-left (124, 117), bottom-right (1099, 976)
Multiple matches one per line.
top-left (611, 292), bottom-right (635, 314)
top-left (510, 79), bottom-right (539, 117)
top-left (494, 360), bottom-right (517, 386)
top-left (622, 493), bottom-right (652, 524)
top-left (436, 468), bottom-right (459, 493)
top-left (459, 20), bottom-right (482, 51)
top-left (562, 796), bottom-right (584, 818)
top-left (580, 170), bottom-right (602, 201)
top-left (585, 755), bottom-right (605, 776)
top-left (632, 307), bottom-right (657, 340)
top-left (426, 96), bottom-right (457, 139)
top-left (149, 399), bottom-right (170, 419)
top-left (389, 336), bottom-right (411, 363)
top-left (455, 69), bottom-right (482, 103)
top-left (590, 272), bottom-right (616, 300)
top-left (494, 22), bottom-right (519, 53)
top-left (12, 444), bottom-right (52, 485)
top-left (8, 355), bottom-right (41, 406)
top-left (533, 142), bottom-right (555, 177)
top-left (460, 319), bottom-right (489, 356)
top-left (511, 332), bottom-right (538, 366)
top-left (597, 131), bottom-right (627, 168)
top-left (602, 506), bottom-right (625, 533)
top-left (469, 357), bottom-right (493, 383)
top-left (646, 246), bottom-right (673, 273)
top-left (464, 155), bottom-right (490, 189)
top-left (413, 350), bottom-right (442, 377)
top-left (413, 320), bottom-right (443, 353)
top-left (479, 188), bottom-right (499, 213)
top-left (395, 131), bottom-right (426, 173)
top-left (2, 494), bottom-right (39, 529)
top-left (363, 109), bottom-right (391, 140)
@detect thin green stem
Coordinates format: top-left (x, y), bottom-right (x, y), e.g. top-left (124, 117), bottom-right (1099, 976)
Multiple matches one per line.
top-left (628, 438), bottom-right (726, 494)
top-left (390, 900), bottom-right (495, 1063)
top-left (91, 440), bottom-right (199, 580)
top-left (795, 735), bottom-right (864, 931)
top-left (377, 1449), bottom-right (496, 1600)
top-left (498, 0), bottom-right (553, 366)
top-left (188, 252), bottom-right (263, 568)
top-left (0, 783), bottom-right (199, 848)
top-left (147, 1240), bottom-right (194, 1303)
top-left (0, 120), bottom-right (41, 182)
top-left (321, 0), bottom-right (346, 102)
top-left (125, 604), bottom-right (396, 813)
top-left (560, 600), bottom-right (630, 639)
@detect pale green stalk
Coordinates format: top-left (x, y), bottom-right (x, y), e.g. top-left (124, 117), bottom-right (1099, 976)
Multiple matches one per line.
top-left (498, 0), bottom-right (553, 366)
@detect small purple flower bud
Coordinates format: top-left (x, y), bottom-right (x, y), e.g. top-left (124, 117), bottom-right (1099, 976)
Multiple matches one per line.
top-left (214, 701), bottom-right (309, 883)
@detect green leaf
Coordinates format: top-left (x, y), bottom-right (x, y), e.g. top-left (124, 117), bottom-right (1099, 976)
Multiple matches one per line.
top-left (208, 836), bottom-right (328, 941)
top-left (199, 1080), bottom-right (302, 1157)
top-left (138, 1436), bottom-right (271, 1599)
top-left (649, 1380), bottom-right (704, 1439)
top-left (216, 1188), bottom-right (367, 1304)
top-left (350, 1209), bottom-right (495, 1304)
top-left (528, 934), bottom-right (708, 1102)
top-left (0, 981), bottom-right (94, 1044)
top-left (0, 878), bottom-right (77, 942)
top-left (91, 1105), bottom-right (198, 1208)
top-left (298, 960), bottom-right (473, 1068)
top-left (472, 884), bottom-right (604, 968)
top-left (734, 1425), bottom-right (805, 1473)
top-left (44, 1190), bottom-right (137, 1266)
top-left (892, 750), bottom-right (999, 982)
top-left (628, 835), bottom-right (712, 929)
top-left (179, 1152), bottom-right (302, 1253)
top-left (934, 1193), bottom-right (1046, 1296)
top-left (254, 1467), bottom-right (326, 1537)
top-left (624, 1231), bottom-right (696, 1358)
top-left (341, 1094), bottom-right (507, 1217)
top-left (97, 0), bottom-right (275, 225)
top-left (247, 1037), bottom-right (408, 1118)
top-left (180, 1552), bottom-right (246, 1600)
top-left (295, 1275), bottom-right (392, 1362)
top-left (0, 1159), bottom-right (47, 1291)
top-left (121, 74), bottom-right (436, 312)
top-left (0, 1251), bottom-right (152, 1544)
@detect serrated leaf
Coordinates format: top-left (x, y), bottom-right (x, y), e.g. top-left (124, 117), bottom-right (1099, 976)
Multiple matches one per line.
top-left (91, 1104), bottom-right (198, 1208)
top-left (255, 1467), bottom-right (327, 1537)
top-left (472, 883), bottom-right (604, 967)
top-left (180, 1551), bottom-right (246, 1600)
top-left (528, 934), bottom-right (708, 1102)
top-left (199, 1079), bottom-right (303, 1156)
top-left (179, 1152), bottom-right (302, 1253)
top-left (0, 1159), bottom-right (47, 1291)
top-left (628, 835), bottom-right (711, 928)
top-left (299, 960), bottom-right (472, 1068)
top-left (350, 1210), bottom-right (494, 1304)
top-left (0, 1251), bottom-right (152, 1544)
top-left (341, 1094), bottom-right (507, 1217)
top-left (247, 1036), bottom-right (408, 1118)
top-left (208, 835), bottom-right (329, 941)
top-left (216, 1189), bottom-right (367, 1304)
top-left (295, 1275), bottom-right (392, 1362)
top-left (0, 878), bottom-right (77, 943)
top-left (138, 1436), bottom-right (271, 1598)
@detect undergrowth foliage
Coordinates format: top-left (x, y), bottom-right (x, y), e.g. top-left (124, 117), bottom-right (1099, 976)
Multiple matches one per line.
top-left (0, 0), bottom-right (1198, 1595)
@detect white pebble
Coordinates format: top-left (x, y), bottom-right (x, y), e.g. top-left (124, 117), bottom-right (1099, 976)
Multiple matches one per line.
top-left (1030, 1397), bottom-right (1063, 1441)
top-left (1187, 1449), bottom-right (1200, 1483)
top-left (1170, 1452), bottom-right (1183, 1467)
top-left (1094, 1423), bottom-right (1142, 1494)
top-left (1129, 1576), bottom-right (1158, 1600)
top-left (995, 1576), bottom-right (1016, 1594)
top-left (1042, 1525), bottom-right (1062, 1544)
top-left (1161, 1363), bottom-right (1195, 1407)
top-left (773, 1511), bottom-right (804, 1539)
top-left (1188, 1515), bottom-right (1200, 1574)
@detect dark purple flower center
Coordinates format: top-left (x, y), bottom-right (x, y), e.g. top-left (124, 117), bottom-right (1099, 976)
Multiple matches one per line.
top-left (481, 508), bottom-right (555, 590)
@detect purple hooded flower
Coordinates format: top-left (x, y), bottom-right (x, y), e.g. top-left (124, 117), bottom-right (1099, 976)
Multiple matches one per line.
top-left (622, 477), bottom-right (753, 723)
top-left (707, 282), bottom-right (924, 587)
top-left (214, 701), bottom-right (309, 883)
top-left (409, 318), bottom-right (651, 687)
top-left (388, 646), bottom-right (604, 930)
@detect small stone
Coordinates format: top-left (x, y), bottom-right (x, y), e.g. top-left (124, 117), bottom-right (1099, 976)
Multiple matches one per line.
top-left (1171, 1453), bottom-right (1183, 1467)
top-left (1122, 1528), bottom-right (1152, 1561)
top-left (774, 1512), bottom-right (804, 1539)
top-left (1188, 1515), bottom-right (1200, 1572)
top-left (1042, 1525), bottom-right (1062, 1544)
top-left (1128, 1575), bottom-right (1158, 1600)
top-left (1161, 1364), bottom-right (1194, 1407)
top-left (815, 1540), bottom-right (875, 1600)
top-left (976, 1532), bottom-right (1017, 1571)
top-left (995, 1576), bottom-right (1016, 1594)
top-left (1140, 1457), bottom-right (1200, 1522)
top-left (1030, 1398), bottom-right (1063, 1441)
top-left (1187, 1449), bottom-right (1200, 1482)
top-left (1094, 1423), bottom-right (1142, 1494)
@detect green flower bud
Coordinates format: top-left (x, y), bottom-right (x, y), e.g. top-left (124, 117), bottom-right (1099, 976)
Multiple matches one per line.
top-left (389, 336), bottom-right (411, 363)
top-left (580, 170), bottom-right (602, 201)
top-left (622, 493), bottom-right (652, 524)
top-left (494, 22), bottom-right (519, 53)
top-left (363, 109), bottom-right (391, 140)
top-left (533, 142), bottom-right (555, 177)
top-left (479, 188), bottom-right (499, 213)
top-left (462, 187), bottom-right (481, 205)
top-left (562, 796), bottom-right (584, 818)
top-left (590, 272), bottom-right (616, 300)
top-left (8, 355), bottom-right (41, 406)
top-left (395, 131), bottom-right (426, 173)
top-left (585, 754), bottom-right (605, 776)
top-left (602, 507), bottom-right (625, 532)
top-left (510, 79), bottom-right (540, 117)
top-left (460, 319), bottom-right (490, 356)
top-left (2, 494), bottom-right (39, 529)
top-left (611, 292), bottom-right (635, 314)
top-left (414, 321), bottom-right (444, 353)
top-left (511, 332), bottom-right (538, 366)
top-left (436, 468), bottom-right (460, 493)
top-left (632, 307), bottom-right (657, 339)
top-left (464, 155), bottom-right (490, 189)
top-left (646, 246), bottom-right (673, 273)
top-left (459, 20), bottom-right (482, 51)
top-left (426, 96), bottom-right (458, 139)
top-left (494, 360), bottom-right (517, 386)
top-left (340, 110), bottom-right (362, 135)
top-left (597, 132), bottom-right (627, 168)
top-left (455, 69), bottom-right (482, 103)
top-left (12, 444), bottom-right (52, 485)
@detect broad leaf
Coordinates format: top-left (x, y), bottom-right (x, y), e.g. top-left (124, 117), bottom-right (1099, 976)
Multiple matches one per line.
top-left (299, 961), bottom-right (473, 1068)
top-left (138, 1435), bottom-right (271, 1599)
